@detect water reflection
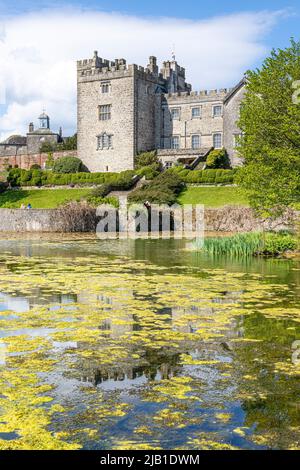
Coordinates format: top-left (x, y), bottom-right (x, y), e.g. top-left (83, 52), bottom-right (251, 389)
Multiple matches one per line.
top-left (0, 237), bottom-right (299, 450)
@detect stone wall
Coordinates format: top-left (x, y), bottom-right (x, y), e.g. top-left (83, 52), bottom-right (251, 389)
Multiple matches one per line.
top-left (26, 131), bottom-right (60, 155)
top-left (0, 206), bottom-right (296, 233)
top-left (0, 144), bottom-right (28, 157)
top-left (0, 150), bottom-right (78, 171)
top-left (205, 206), bottom-right (296, 232)
top-left (135, 70), bottom-right (162, 154)
top-left (77, 63), bottom-right (136, 173)
top-left (0, 209), bottom-right (62, 232)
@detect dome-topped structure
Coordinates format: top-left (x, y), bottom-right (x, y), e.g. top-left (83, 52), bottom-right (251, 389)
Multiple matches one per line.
top-left (38, 111), bottom-right (50, 130)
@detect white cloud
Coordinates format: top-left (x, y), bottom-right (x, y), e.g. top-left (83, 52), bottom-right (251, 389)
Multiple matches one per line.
top-left (0, 7), bottom-right (286, 139)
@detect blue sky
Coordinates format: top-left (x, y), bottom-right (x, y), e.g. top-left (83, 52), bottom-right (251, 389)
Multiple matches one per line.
top-left (1, 0), bottom-right (299, 48)
top-left (0, 1), bottom-right (299, 137)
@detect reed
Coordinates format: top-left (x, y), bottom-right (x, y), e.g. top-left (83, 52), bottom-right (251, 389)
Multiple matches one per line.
top-left (193, 232), bottom-right (296, 257)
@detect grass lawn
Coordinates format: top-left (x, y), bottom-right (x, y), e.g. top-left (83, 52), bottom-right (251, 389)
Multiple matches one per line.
top-left (177, 186), bottom-right (249, 207)
top-left (0, 188), bottom-right (92, 209)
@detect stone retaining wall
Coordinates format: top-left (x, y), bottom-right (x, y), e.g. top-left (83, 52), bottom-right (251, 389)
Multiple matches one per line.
top-left (0, 209), bottom-right (62, 232)
top-left (0, 205), bottom-right (297, 233)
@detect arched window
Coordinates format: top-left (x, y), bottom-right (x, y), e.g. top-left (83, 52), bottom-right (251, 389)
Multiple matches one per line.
top-left (97, 132), bottom-right (113, 150)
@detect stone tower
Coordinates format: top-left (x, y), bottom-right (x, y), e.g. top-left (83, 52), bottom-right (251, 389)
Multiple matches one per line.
top-left (77, 51), bottom-right (244, 172)
top-left (77, 51), bottom-right (191, 172)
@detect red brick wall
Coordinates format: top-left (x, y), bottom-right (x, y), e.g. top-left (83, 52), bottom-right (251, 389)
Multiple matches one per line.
top-left (0, 150), bottom-right (78, 171)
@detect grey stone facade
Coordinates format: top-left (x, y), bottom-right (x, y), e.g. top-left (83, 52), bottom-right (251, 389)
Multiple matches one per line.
top-left (0, 112), bottom-right (62, 159)
top-left (77, 52), bottom-right (245, 172)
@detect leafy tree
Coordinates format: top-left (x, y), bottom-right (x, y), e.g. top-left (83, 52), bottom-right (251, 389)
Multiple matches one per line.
top-left (206, 148), bottom-right (231, 169)
top-left (57, 133), bottom-right (77, 151)
top-left (40, 142), bottom-right (57, 153)
top-left (236, 39), bottom-right (300, 216)
top-left (45, 152), bottom-right (55, 170)
top-left (134, 150), bottom-right (158, 169)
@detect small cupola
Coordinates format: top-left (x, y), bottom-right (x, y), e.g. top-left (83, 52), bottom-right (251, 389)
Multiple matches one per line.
top-left (38, 111), bottom-right (50, 130)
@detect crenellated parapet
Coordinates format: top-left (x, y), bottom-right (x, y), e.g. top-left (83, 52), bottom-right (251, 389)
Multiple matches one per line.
top-left (77, 51), bottom-right (191, 90)
top-left (164, 87), bottom-right (233, 102)
top-left (77, 51), bottom-right (127, 71)
top-left (77, 51), bottom-right (131, 81)
top-left (78, 52), bottom-right (167, 84)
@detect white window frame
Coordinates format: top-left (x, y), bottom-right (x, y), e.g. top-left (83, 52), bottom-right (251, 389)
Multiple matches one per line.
top-left (191, 134), bottom-right (201, 149)
top-left (191, 107), bottom-right (201, 119)
top-left (171, 108), bottom-right (180, 120)
top-left (97, 132), bottom-right (113, 150)
top-left (171, 136), bottom-right (180, 149)
top-left (212, 105), bottom-right (222, 117)
top-left (213, 133), bottom-right (222, 149)
top-left (165, 161), bottom-right (173, 169)
top-left (99, 104), bottom-right (111, 121)
top-left (101, 81), bottom-right (111, 94)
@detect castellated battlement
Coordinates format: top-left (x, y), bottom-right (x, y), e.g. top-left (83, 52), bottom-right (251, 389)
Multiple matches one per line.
top-left (77, 52), bottom-right (165, 84)
top-left (165, 87), bottom-right (233, 101)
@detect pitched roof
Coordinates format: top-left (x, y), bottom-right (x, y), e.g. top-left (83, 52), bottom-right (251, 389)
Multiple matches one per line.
top-left (2, 135), bottom-right (27, 145)
top-left (224, 77), bottom-right (246, 104)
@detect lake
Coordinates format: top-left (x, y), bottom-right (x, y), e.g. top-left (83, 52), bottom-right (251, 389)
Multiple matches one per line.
top-left (0, 236), bottom-right (299, 450)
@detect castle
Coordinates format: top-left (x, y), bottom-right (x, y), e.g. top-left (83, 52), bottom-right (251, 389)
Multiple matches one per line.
top-left (0, 112), bottom-right (62, 159)
top-left (77, 51), bottom-right (245, 172)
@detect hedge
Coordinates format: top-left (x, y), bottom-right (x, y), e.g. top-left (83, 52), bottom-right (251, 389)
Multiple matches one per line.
top-left (7, 168), bottom-right (137, 188)
top-left (169, 167), bottom-right (237, 184)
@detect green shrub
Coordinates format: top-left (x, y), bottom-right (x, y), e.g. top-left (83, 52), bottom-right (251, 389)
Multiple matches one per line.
top-left (7, 168), bottom-right (22, 186)
top-left (86, 195), bottom-right (119, 208)
top-left (6, 168), bottom-right (138, 189)
top-left (53, 156), bottom-right (84, 174)
top-left (206, 148), bottom-right (231, 169)
top-left (20, 170), bottom-right (33, 184)
top-left (87, 184), bottom-right (112, 199)
top-left (129, 187), bottom-right (176, 205)
top-left (151, 171), bottom-right (183, 193)
top-left (40, 142), bottom-right (57, 153)
top-left (30, 164), bottom-right (41, 170)
top-left (29, 169), bottom-right (43, 186)
top-left (135, 150), bottom-right (158, 169)
top-left (168, 167), bottom-right (237, 185)
top-left (128, 171), bottom-right (184, 205)
top-left (263, 232), bottom-right (297, 254)
top-left (45, 153), bottom-right (55, 169)
top-left (136, 163), bottom-right (161, 180)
